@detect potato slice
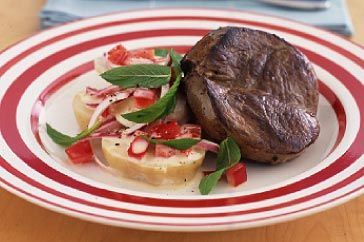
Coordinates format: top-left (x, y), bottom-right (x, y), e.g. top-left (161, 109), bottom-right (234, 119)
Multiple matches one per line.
top-left (102, 137), bottom-right (205, 186)
top-left (73, 90), bottom-right (205, 186)
top-left (72, 91), bottom-right (95, 130)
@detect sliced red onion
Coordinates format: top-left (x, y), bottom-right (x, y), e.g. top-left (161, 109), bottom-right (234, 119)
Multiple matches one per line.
top-left (180, 124), bottom-right (201, 138)
top-left (196, 139), bottom-right (220, 153)
top-left (86, 85), bottom-right (122, 98)
top-left (96, 120), bottom-right (123, 133)
top-left (85, 102), bottom-right (100, 108)
top-left (154, 55), bottom-right (170, 66)
top-left (88, 91), bottom-right (132, 129)
top-left (90, 139), bottom-right (119, 175)
top-left (85, 86), bottom-right (99, 95)
top-left (124, 57), bottom-right (154, 65)
top-left (90, 131), bottom-right (123, 139)
top-left (96, 86), bottom-right (122, 97)
top-left (100, 115), bottom-right (116, 125)
top-left (122, 123), bottom-right (147, 135)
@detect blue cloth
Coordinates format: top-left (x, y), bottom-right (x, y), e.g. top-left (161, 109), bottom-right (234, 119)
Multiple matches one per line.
top-left (40, 0), bottom-right (353, 36)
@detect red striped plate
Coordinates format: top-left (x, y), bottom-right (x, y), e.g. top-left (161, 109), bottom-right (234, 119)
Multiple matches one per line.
top-left (0, 9), bottom-right (363, 231)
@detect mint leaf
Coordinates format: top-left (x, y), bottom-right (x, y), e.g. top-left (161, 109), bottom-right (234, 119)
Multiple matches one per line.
top-left (46, 121), bottom-right (101, 147)
top-left (199, 137), bottom-right (241, 195)
top-left (170, 49), bottom-right (183, 63)
top-left (154, 48), bottom-right (169, 57)
top-left (143, 137), bottom-right (200, 150)
top-left (122, 74), bottom-right (182, 123)
top-left (170, 49), bottom-right (183, 75)
top-left (216, 137), bottom-right (241, 170)
top-left (161, 138), bottom-right (200, 150)
top-left (100, 64), bottom-right (171, 88)
top-left (199, 169), bottom-right (225, 195)
top-left (46, 124), bottom-right (75, 147)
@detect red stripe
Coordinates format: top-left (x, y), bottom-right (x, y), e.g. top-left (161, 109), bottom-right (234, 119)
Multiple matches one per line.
top-left (0, 29), bottom-right (363, 208)
top-left (318, 81), bottom-right (346, 154)
top-left (1, 144), bottom-right (361, 218)
top-left (0, 15), bottom-right (362, 80)
top-left (0, 166), bottom-right (362, 225)
top-left (0, 12), bottom-right (363, 226)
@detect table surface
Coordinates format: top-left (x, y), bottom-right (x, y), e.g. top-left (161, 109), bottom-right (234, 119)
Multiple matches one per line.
top-left (0, 0), bottom-right (363, 241)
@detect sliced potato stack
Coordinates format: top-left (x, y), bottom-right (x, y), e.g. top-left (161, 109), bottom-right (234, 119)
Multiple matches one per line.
top-left (72, 91), bottom-right (205, 186)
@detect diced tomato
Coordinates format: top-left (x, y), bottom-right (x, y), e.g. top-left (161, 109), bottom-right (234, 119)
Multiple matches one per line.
top-left (146, 120), bottom-right (181, 139)
top-left (107, 45), bottom-right (128, 65)
top-left (226, 163), bottom-right (247, 187)
top-left (127, 136), bottom-right (149, 159)
top-left (154, 143), bottom-right (177, 158)
top-left (180, 124), bottom-right (201, 138)
top-left (129, 48), bottom-right (155, 60)
top-left (135, 97), bottom-right (156, 108)
top-left (65, 140), bottom-right (94, 164)
top-left (133, 89), bottom-right (157, 108)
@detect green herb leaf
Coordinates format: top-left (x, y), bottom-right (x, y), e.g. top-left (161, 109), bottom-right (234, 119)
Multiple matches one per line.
top-left (161, 138), bottom-right (200, 150)
top-left (170, 49), bottom-right (183, 75)
top-left (216, 137), bottom-right (241, 170)
top-left (143, 137), bottom-right (200, 150)
top-left (100, 64), bottom-right (171, 88)
top-left (46, 121), bottom-right (101, 147)
top-left (199, 169), bottom-right (225, 195)
top-left (46, 124), bottom-right (75, 147)
top-left (154, 48), bottom-right (169, 57)
top-left (122, 73), bottom-right (182, 123)
top-left (199, 137), bottom-right (241, 195)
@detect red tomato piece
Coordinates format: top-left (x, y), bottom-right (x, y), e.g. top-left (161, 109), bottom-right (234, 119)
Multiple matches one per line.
top-left (107, 44), bottom-right (128, 65)
top-left (65, 140), bottom-right (94, 164)
top-left (129, 48), bottom-right (155, 60)
top-left (134, 97), bottom-right (156, 108)
top-left (226, 163), bottom-right (247, 187)
top-left (154, 143), bottom-right (177, 158)
top-left (127, 136), bottom-right (149, 159)
top-left (146, 120), bottom-right (181, 139)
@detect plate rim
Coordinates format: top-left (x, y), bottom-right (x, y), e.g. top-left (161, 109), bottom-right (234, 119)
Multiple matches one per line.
top-left (0, 7), bottom-right (363, 231)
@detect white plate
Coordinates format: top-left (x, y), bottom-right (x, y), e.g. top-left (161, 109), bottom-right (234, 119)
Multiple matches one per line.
top-left (0, 8), bottom-right (363, 231)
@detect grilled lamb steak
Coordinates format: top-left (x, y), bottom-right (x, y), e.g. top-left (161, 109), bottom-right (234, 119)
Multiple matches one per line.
top-left (181, 27), bottom-right (320, 164)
